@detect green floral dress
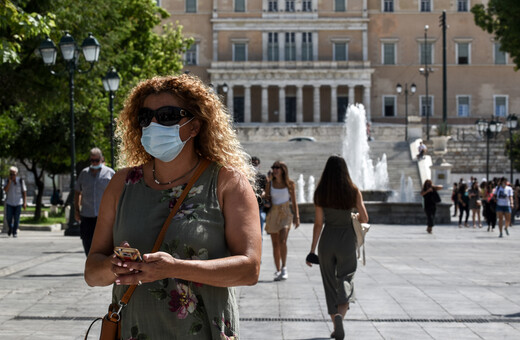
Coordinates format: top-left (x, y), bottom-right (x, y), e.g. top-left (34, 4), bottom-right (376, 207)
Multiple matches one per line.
top-left (112, 162), bottom-right (238, 340)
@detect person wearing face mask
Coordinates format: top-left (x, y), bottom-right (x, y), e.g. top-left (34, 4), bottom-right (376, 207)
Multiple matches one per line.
top-left (84, 75), bottom-right (261, 339)
top-left (74, 148), bottom-right (115, 255)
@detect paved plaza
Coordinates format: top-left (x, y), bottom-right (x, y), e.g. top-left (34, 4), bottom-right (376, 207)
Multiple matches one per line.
top-left (0, 221), bottom-right (519, 339)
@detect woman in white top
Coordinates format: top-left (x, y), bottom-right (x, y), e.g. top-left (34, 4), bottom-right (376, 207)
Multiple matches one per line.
top-left (264, 161), bottom-right (300, 281)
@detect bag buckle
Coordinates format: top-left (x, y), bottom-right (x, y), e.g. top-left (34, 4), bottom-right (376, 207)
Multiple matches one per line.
top-left (108, 301), bottom-right (126, 322)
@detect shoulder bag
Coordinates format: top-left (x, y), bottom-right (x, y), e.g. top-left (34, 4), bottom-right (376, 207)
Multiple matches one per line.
top-left (351, 212), bottom-right (370, 266)
top-left (432, 189), bottom-right (441, 204)
top-left (84, 159), bottom-right (210, 340)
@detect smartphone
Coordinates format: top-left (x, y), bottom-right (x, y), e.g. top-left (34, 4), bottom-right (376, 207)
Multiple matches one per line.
top-left (114, 247), bottom-right (143, 262)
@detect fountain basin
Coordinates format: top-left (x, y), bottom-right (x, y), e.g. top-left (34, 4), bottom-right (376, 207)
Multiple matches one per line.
top-left (298, 202), bottom-right (451, 225)
top-left (361, 190), bottom-right (393, 202)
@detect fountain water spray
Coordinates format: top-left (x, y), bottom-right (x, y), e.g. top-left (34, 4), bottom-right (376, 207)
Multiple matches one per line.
top-left (342, 104), bottom-right (389, 190)
top-left (297, 174), bottom-right (306, 203)
top-left (307, 175), bottom-right (315, 203)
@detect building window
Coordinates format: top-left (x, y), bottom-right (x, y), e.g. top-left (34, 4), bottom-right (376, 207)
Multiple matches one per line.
top-left (268, 0), bottom-right (278, 11)
top-left (495, 43), bottom-right (506, 65)
top-left (457, 0), bottom-right (468, 12)
top-left (302, 32), bottom-right (313, 61)
top-left (420, 96), bottom-right (433, 117)
top-left (156, 0), bottom-right (161, 6)
top-left (420, 42), bottom-right (433, 65)
top-left (383, 0), bottom-right (394, 12)
top-left (185, 44), bottom-right (197, 65)
top-left (335, 0), bottom-right (346, 12)
top-left (457, 96), bottom-right (470, 117)
top-left (383, 96), bottom-right (396, 117)
top-left (268, 33), bottom-right (279, 61)
top-left (457, 43), bottom-right (470, 64)
top-left (285, 33), bottom-right (296, 61)
top-left (494, 96), bottom-right (508, 117)
top-left (235, 0), bottom-right (245, 12)
top-left (186, 0), bottom-right (196, 13)
top-left (382, 43), bottom-right (396, 65)
top-left (334, 42), bottom-right (348, 61)
top-left (285, 1), bottom-right (295, 12)
top-left (302, 0), bottom-right (312, 12)
top-left (233, 43), bottom-right (247, 61)
top-left (420, 0), bottom-right (431, 12)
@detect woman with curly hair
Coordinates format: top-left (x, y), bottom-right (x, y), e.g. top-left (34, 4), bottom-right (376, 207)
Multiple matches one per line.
top-left (84, 74), bottom-right (261, 339)
top-left (306, 155), bottom-right (368, 340)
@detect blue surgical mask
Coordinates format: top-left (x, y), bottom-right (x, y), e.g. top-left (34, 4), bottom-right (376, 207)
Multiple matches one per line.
top-left (90, 164), bottom-right (102, 170)
top-left (141, 119), bottom-right (193, 162)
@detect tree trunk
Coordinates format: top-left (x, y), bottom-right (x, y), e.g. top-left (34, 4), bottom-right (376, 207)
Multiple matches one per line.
top-left (22, 160), bottom-right (45, 221)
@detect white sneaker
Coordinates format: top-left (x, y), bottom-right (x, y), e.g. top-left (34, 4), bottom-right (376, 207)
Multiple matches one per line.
top-left (274, 271), bottom-right (282, 281)
top-left (281, 267), bottom-right (288, 280)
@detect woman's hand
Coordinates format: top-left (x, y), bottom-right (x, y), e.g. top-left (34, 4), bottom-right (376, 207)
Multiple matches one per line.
top-left (293, 215), bottom-right (300, 228)
top-left (114, 251), bottom-right (176, 286)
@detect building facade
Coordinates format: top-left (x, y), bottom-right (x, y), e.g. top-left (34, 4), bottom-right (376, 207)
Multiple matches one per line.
top-left (160, 0), bottom-right (519, 125)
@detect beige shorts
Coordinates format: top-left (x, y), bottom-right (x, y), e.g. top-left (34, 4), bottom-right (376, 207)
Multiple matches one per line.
top-left (265, 201), bottom-right (293, 234)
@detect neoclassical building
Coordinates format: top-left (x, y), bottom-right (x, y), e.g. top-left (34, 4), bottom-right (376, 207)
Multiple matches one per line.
top-left (160, 0), bottom-right (520, 125)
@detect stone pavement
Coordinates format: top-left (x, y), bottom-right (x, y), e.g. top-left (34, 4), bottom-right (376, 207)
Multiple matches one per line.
top-left (0, 222), bottom-right (519, 339)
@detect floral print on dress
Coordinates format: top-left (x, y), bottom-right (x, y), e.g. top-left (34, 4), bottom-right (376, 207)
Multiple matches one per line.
top-left (124, 325), bottom-right (148, 340)
top-left (169, 282), bottom-right (198, 319)
top-left (125, 166), bottom-right (144, 185)
top-left (161, 183), bottom-right (204, 220)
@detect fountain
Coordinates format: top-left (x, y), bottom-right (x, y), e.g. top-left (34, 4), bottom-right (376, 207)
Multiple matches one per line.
top-left (306, 176), bottom-right (315, 203)
top-left (297, 174), bottom-right (306, 203)
top-left (342, 104), bottom-right (391, 201)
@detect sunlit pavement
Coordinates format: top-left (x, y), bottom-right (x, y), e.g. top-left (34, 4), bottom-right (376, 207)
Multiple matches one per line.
top-left (0, 222), bottom-right (519, 339)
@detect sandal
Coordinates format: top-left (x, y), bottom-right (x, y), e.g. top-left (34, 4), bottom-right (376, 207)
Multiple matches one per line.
top-left (333, 314), bottom-right (344, 340)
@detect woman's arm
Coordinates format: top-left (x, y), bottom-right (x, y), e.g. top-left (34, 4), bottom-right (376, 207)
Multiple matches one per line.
top-left (356, 189), bottom-right (369, 223)
top-left (117, 167), bottom-right (262, 288)
top-left (289, 181), bottom-right (300, 228)
top-left (84, 169), bottom-right (130, 287)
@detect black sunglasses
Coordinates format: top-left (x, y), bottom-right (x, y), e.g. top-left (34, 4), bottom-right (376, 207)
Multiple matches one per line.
top-left (138, 106), bottom-right (193, 127)
top-left (271, 166), bottom-right (281, 169)
top-left (90, 158), bottom-right (101, 163)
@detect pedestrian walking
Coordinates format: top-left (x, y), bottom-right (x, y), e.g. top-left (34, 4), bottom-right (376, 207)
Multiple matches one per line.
top-left (3, 166), bottom-right (27, 237)
top-left (451, 182), bottom-right (459, 217)
top-left (495, 177), bottom-right (513, 238)
top-left (468, 181), bottom-right (482, 228)
top-left (252, 156), bottom-right (267, 234)
top-left (265, 160), bottom-right (300, 281)
top-left (483, 181), bottom-right (497, 232)
top-left (74, 148), bottom-right (115, 255)
top-left (457, 182), bottom-right (470, 228)
top-left (421, 179), bottom-right (442, 233)
top-left (306, 155), bottom-right (368, 340)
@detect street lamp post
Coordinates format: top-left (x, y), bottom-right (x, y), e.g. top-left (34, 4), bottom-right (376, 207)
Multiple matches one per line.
top-left (102, 67), bottom-right (121, 169)
top-left (506, 114), bottom-right (518, 184)
top-left (419, 25), bottom-right (433, 141)
top-left (39, 32), bottom-right (100, 236)
top-left (476, 117), bottom-right (503, 182)
top-left (396, 83), bottom-right (417, 141)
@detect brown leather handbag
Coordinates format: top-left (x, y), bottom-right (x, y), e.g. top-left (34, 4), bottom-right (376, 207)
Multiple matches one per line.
top-left (84, 159), bottom-right (210, 340)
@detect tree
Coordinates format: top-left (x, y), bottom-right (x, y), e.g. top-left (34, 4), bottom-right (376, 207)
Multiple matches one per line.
top-left (0, 0), bottom-right (55, 64)
top-left (0, 0), bottom-right (192, 220)
top-left (472, 0), bottom-right (520, 69)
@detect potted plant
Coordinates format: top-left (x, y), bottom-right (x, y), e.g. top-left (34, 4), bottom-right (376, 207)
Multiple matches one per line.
top-left (431, 122), bottom-right (452, 155)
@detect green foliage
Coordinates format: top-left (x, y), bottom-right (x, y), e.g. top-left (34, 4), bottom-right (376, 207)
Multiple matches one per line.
top-left (505, 132), bottom-right (520, 172)
top-left (435, 122), bottom-right (452, 136)
top-left (0, 0), bottom-right (192, 218)
top-left (0, 0), bottom-right (56, 64)
top-left (472, 0), bottom-right (520, 69)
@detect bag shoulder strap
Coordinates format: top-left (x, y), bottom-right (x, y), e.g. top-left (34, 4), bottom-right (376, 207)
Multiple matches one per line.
top-left (118, 158), bottom-right (211, 306)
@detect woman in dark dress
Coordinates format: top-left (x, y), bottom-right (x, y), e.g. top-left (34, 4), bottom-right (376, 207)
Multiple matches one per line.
top-left (306, 156), bottom-right (368, 340)
top-left (458, 182), bottom-right (470, 228)
top-left (421, 179), bottom-right (443, 234)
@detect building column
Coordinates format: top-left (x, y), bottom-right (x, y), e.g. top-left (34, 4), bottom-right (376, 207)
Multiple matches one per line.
top-left (363, 85), bottom-right (371, 121)
top-left (348, 86), bottom-right (355, 105)
top-left (279, 86), bottom-right (286, 123)
top-left (279, 32), bottom-right (285, 61)
top-left (296, 85), bottom-right (303, 123)
top-left (261, 85), bottom-right (269, 123)
top-left (244, 85), bottom-right (252, 123)
top-left (313, 85), bottom-right (320, 122)
top-left (213, 31), bottom-right (218, 61)
top-left (296, 32), bottom-right (302, 61)
top-left (331, 85), bottom-right (338, 122)
top-left (363, 30), bottom-right (368, 61)
top-left (312, 32), bottom-right (318, 61)
top-left (226, 85), bottom-right (234, 117)
top-left (262, 32), bottom-right (268, 61)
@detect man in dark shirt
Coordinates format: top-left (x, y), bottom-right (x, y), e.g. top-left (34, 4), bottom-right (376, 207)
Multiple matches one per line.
top-left (252, 156), bottom-right (267, 234)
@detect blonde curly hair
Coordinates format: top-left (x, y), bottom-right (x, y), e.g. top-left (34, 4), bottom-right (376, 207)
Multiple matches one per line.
top-left (116, 74), bottom-right (255, 184)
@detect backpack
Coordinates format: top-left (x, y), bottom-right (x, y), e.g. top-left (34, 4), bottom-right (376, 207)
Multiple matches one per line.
top-left (351, 212), bottom-right (370, 265)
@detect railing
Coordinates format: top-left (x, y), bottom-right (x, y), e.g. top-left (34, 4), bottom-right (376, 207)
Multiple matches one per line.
top-left (209, 60), bottom-right (371, 70)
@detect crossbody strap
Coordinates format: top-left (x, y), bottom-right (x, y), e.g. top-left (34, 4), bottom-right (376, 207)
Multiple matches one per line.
top-left (117, 158), bottom-right (211, 308)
